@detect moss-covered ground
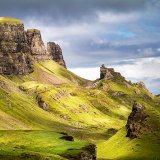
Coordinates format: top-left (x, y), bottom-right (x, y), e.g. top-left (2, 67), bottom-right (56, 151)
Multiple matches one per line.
top-left (0, 17), bottom-right (22, 24)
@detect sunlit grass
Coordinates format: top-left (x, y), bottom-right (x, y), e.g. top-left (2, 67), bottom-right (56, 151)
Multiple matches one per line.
top-left (0, 17), bottom-right (22, 23)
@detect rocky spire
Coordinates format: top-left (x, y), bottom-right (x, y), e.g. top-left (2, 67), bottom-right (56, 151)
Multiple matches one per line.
top-left (47, 42), bottom-right (66, 68)
top-left (100, 64), bottom-right (114, 80)
top-left (26, 29), bottom-right (51, 61)
top-left (100, 64), bottom-right (125, 82)
top-left (0, 17), bottom-right (33, 75)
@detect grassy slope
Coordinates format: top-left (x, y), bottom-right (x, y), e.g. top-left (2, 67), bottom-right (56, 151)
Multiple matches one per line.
top-left (0, 60), bottom-right (160, 159)
top-left (97, 92), bottom-right (160, 159)
top-left (0, 17), bottom-right (22, 23)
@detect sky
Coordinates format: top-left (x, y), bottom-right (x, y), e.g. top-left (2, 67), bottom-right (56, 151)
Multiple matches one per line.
top-left (0, 0), bottom-right (160, 94)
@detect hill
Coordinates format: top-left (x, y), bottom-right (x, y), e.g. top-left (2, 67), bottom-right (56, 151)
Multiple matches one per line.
top-left (0, 17), bottom-right (160, 160)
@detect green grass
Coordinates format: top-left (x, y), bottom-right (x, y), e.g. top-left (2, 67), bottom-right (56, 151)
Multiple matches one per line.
top-left (97, 127), bottom-right (160, 160)
top-left (0, 60), bottom-right (160, 159)
top-left (0, 130), bottom-right (89, 160)
top-left (0, 17), bottom-right (22, 24)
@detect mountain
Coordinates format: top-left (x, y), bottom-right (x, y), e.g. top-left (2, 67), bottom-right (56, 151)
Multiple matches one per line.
top-left (0, 17), bottom-right (160, 160)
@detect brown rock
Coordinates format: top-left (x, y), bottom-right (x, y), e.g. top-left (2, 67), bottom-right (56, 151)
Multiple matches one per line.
top-left (47, 42), bottom-right (66, 68)
top-left (100, 64), bottom-right (113, 80)
top-left (100, 64), bottom-right (125, 81)
top-left (26, 29), bottom-right (51, 61)
top-left (0, 20), bottom-right (33, 75)
top-left (36, 96), bottom-right (49, 110)
top-left (126, 102), bottom-right (148, 138)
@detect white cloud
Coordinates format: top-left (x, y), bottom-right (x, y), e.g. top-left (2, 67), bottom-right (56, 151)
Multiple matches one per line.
top-left (113, 57), bottom-right (160, 79)
top-left (97, 12), bottom-right (139, 24)
top-left (69, 67), bottom-right (100, 80)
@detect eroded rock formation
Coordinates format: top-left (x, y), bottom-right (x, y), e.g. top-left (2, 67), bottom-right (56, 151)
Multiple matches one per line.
top-left (0, 17), bottom-right (67, 75)
top-left (100, 64), bottom-right (125, 81)
top-left (0, 21), bottom-right (33, 74)
top-left (26, 29), bottom-right (51, 61)
top-left (47, 42), bottom-right (66, 68)
top-left (126, 102), bottom-right (148, 138)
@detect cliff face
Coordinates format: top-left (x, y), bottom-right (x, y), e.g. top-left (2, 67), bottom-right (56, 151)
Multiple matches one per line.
top-left (26, 29), bottom-right (51, 62)
top-left (0, 17), bottom-right (67, 75)
top-left (0, 21), bottom-right (33, 75)
top-left (47, 42), bottom-right (67, 68)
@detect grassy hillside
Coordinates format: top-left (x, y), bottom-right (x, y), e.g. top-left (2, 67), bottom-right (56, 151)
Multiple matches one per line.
top-left (0, 130), bottom-right (90, 160)
top-left (0, 60), bottom-right (160, 159)
top-left (0, 17), bottom-right (22, 23)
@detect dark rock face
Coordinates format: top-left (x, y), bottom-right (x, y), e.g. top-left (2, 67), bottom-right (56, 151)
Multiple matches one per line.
top-left (26, 29), bottom-right (51, 62)
top-left (0, 22), bottom-right (33, 75)
top-left (47, 42), bottom-right (66, 68)
top-left (126, 102), bottom-right (148, 138)
top-left (100, 64), bottom-right (125, 81)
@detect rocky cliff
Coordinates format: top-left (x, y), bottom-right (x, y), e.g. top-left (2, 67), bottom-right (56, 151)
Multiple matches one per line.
top-left (47, 42), bottom-right (67, 68)
top-left (0, 18), bottom-right (33, 75)
top-left (0, 17), bottom-right (67, 75)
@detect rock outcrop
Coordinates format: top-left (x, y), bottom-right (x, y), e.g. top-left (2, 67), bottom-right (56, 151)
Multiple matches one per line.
top-left (36, 96), bottom-right (49, 110)
top-left (126, 102), bottom-right (148, 138)
top-left (26, 29), bottom-right (51, 61)
top-left (100, 64), bottom-right (125, 81)
top-left (156, 94), bottom-right (160, 98)
top-left (63, 144), bottom-right (96, 160)
top-left (0, 17), bottom-right (67, 75)
top-left (47, 42), bottom-right (66, 68)
top-left (135, 82), bottom-right (149, 92)
top-left (0, 18), bottom-right (33, 75)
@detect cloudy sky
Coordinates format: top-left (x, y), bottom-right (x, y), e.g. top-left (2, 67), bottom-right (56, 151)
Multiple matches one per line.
top-left (0, 0), bottom-right (160, 94)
